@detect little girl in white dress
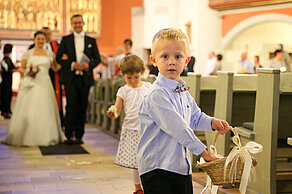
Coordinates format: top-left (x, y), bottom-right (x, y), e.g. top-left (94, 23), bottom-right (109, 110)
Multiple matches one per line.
top-left (107, 54), bottom-right (151, 194)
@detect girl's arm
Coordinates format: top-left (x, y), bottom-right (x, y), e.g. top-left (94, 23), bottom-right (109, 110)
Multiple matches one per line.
top-left (107, 96), bottom-right (123, 119)
top-left (19, 59), bottom-right (27, 74)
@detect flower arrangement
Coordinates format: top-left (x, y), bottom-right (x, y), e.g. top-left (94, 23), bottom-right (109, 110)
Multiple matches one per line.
top-left (108, 105), bottom-right (118, 117)
top-left (28, 64), bottom-right (40, 78)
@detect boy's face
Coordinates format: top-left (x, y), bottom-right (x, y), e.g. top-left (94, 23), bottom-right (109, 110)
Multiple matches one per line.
top-left (150, 40), bottom-right (190, 82)
top-left (101, 57), bottom-right (108, 65)
top-left (124, 72), bottom-right (142, 88)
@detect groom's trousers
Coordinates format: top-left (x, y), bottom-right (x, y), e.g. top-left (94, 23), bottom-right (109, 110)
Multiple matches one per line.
top-left (63, 76), bottom-right (90, 140)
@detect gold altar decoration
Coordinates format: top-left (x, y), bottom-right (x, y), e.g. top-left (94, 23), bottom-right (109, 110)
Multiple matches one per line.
top-left (0, 0), bottom-right (101, 38)
top-left (0, 0), bottom-right (62, 32)
top-left (66, 0), bottom-right (101, 35)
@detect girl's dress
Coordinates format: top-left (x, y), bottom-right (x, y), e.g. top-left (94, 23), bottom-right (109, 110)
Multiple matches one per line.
top-left (1, 49), bottom-right (63, 146)
top-left (115, 81), bottom-right (151, 168)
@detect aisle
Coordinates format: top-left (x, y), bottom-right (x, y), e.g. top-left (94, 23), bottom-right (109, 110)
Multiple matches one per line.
top-left (0, 121), bottom-right (134, 194)
top-left (0, 120), bottom-right (204, 193)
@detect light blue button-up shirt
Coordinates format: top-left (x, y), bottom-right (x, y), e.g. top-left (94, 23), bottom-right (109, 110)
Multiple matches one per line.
top-left (137, 74), bottom-right (214, 176)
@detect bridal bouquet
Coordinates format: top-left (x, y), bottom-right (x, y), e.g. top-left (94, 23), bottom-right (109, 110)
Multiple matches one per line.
top-left (27, 64), bottom-right (40, 78)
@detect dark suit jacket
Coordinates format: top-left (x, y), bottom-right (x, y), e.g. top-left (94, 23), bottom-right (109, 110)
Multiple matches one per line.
top-left (56, 34), bottom-right (100, 86)
top-left (1, 56), bottom-right (15, 87)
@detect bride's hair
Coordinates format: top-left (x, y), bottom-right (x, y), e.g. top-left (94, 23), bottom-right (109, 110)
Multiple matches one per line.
top-left (34, 31), bottom-right (46, 39)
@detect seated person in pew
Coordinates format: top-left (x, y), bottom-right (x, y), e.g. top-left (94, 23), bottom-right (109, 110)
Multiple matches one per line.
top-left (204, 51), bottom-right (217, 76)
top-left (107, 54), bottom-right (151, 194)
top-left (267, 49), bottom-right (286, 72)
top-left (209, 54), bottom-right (223, 75)
top-left (238, 52), bottom-right (254, 74)
top-left (253, 55), bottom-right (262, 73)
top-left (137, 28), bottom-right (230, 194)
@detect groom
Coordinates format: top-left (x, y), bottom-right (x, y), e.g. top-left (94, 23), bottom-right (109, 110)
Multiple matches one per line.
top-left (56, 14), bottom-right (100, 144)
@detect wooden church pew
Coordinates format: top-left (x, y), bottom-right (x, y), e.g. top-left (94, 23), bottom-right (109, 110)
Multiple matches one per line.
top-left (203, 72), bottom-right (257, 156)
top-left (247, 70), bottom-right (292, 194)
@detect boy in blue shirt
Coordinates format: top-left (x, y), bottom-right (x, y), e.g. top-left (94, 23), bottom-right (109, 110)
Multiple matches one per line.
top-left (137, 28), bottom-right (230, 194)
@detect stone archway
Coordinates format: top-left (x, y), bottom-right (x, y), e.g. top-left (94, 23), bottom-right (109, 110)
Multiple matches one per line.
top-left (222, 13), bottom-right (292, 48)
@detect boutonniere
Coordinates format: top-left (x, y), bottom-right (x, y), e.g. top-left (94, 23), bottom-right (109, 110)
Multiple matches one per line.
top-left (88, 44), bottom-right (92, 48)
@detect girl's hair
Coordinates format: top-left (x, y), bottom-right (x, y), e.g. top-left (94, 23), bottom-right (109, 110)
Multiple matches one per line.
top-left (3, 44), bottom-right (13, 54)
top-left (34, 31), bottom-right (46, 39)
top-left (120, 54), bottom-right (145, 75)
top-left (151, 28), bottom-right (189, 55)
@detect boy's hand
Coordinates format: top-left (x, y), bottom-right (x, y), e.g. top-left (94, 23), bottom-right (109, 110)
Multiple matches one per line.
top-left (211, 118), bottom-right (230, 135)
top-left (199, 150), bottom-right (219, 162)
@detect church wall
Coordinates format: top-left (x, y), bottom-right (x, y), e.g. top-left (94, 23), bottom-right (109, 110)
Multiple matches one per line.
top-left (222, 6), bottom-right (292, 37)
top-left (221, 4), bottom-right (292, 72)
top-left (97, 0), bottom-right (143, 55)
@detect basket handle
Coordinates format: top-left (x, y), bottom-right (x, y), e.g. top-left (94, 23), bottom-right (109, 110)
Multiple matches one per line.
top-left (213, 126), bottom-right (239, 147)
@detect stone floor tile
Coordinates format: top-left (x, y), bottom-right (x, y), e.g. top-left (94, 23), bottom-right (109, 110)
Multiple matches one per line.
top-left (0, 117), bottom-right (205, 194)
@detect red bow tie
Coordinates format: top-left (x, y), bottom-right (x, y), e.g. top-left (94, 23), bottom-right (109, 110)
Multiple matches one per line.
top-left (174, 86), bottom-right (190, 93)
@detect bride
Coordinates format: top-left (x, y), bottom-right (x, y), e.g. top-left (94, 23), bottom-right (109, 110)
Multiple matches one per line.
top-left (2, 31), bottom-right (64, 146)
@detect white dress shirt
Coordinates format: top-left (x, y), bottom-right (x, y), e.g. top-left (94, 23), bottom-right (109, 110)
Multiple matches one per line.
top-left (72, 31), bottom-right (85, 75)
top-left (240, 59), bottom-right (254, 74)
top-left (44, 43), bottom-right (52, 52)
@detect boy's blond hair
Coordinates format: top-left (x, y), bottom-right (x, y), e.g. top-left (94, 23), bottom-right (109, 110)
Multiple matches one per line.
top-left (120, 54), bottom-right (145, 75)
top-left (151, 28), bottom-right (190, 55)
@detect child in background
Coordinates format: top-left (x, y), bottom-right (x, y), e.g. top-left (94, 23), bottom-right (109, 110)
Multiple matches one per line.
top-left (137, 28), bottom-right (230, 194)
top-left (214, 53), bottom-right (223, 75)
top-left (107, 54), bottom-right (151, 194)
top-left (253, 55), bottom-right (262, 72)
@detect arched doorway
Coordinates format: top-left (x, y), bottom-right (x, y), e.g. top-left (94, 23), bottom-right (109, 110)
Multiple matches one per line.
top-left (222, 14), bottom-right (292, 71)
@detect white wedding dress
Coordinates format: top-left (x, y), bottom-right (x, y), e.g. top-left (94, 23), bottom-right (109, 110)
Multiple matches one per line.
top-left (2, 49), bottom-right (63, 146)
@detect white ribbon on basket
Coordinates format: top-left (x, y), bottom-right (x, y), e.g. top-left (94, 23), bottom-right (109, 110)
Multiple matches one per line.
top-left (223, 135), bottom-right (263, 194)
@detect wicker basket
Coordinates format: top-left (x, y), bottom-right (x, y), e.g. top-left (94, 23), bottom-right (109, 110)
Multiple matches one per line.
top-left (197, 127), bottom-right (257, 185)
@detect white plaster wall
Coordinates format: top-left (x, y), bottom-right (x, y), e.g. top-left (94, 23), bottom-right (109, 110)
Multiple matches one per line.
top-left (176, 0), bottom-right (195, 37)
top-left (141, 0), bottom-right (222, 74)
top-left (191, 1), bottom-right (222, 74)
top-left (224, 21), bottom-right (292, 72)
top-left (132, 7), bottom-right (147, 61)
top-left (143, 0), bottom-right (180, 49)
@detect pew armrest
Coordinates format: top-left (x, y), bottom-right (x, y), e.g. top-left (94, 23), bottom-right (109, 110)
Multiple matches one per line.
top-left (234, 127), bottom-right (255, 140)
top-left (288, 137), bottom-right (292, 146)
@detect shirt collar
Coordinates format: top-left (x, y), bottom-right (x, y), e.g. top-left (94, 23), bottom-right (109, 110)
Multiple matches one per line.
top-left (156, 73), bottom-right (186, 92)
top-left (73, 31), bottom-right (85, 38)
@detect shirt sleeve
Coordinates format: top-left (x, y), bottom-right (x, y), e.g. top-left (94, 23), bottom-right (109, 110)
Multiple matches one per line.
top-left (189, 96), bottom-right (214, 131)
top-left (117, 86), bottom-right (125, 100)
top-left (147, 89), bottom-right (207, 155)
top-left (246, 61), bottom-right (254, 74)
